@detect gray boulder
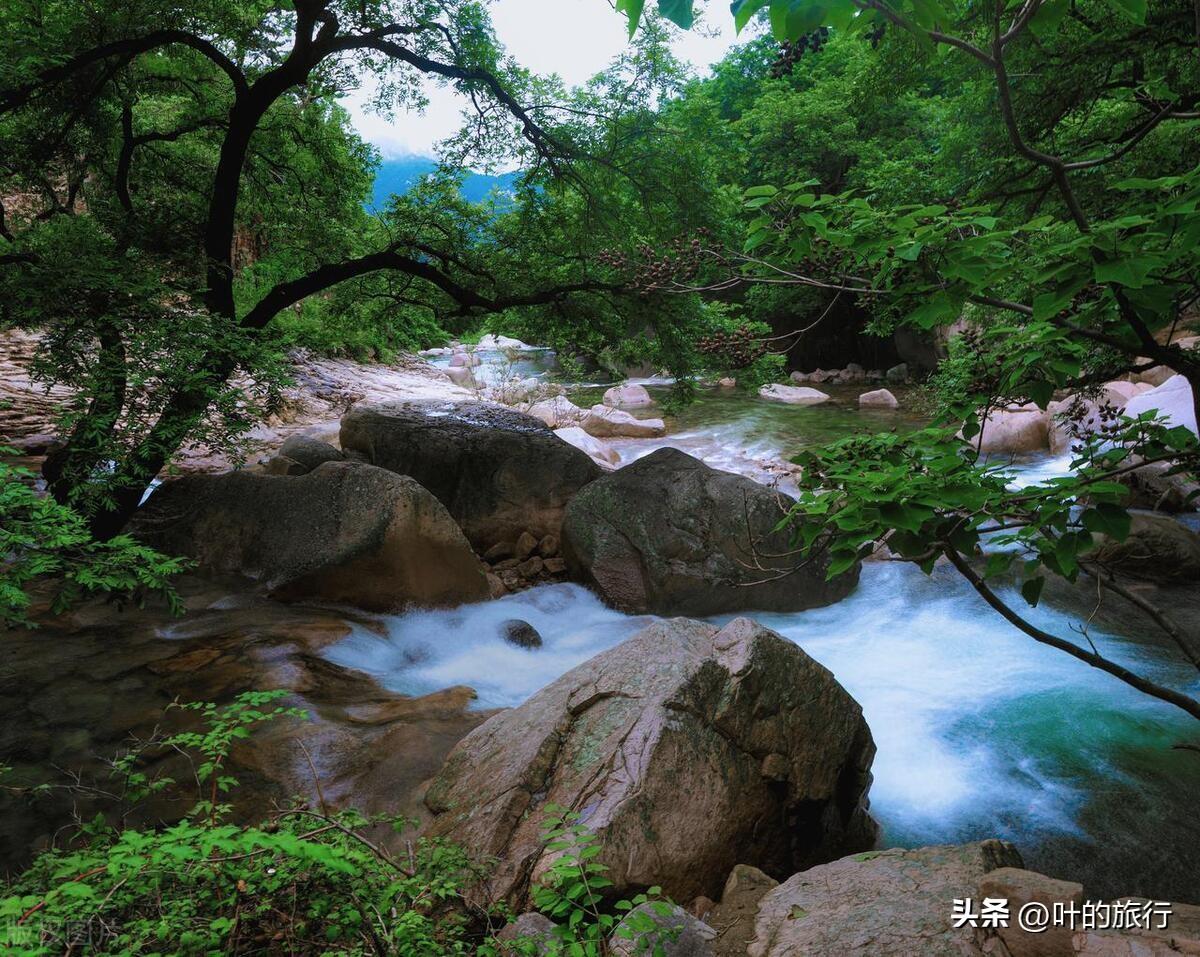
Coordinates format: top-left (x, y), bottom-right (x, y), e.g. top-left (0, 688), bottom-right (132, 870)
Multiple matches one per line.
top-left (561, 447), bottom-right (859, 615)
top-left (610, 903), bottom-right (716, 957)
top-left (340, 401), bottom-right (602, 551)
top-left (129, 461), bottom-right (488, 612)
top-left (749, 841), bottom-right (1023, 957)
top-left (425, 616), bottom-right (877, 906)
top-left (278, 434), bottom-right (344, 472)
top-left (1088, 512), bottom-right (1200, 584)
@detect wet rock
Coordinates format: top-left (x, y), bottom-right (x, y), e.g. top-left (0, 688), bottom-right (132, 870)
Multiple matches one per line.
top-left (537, 534), bottom-right (559, 557)
top-left (449, 352), bottom-right (482, 368)
top-left (129, 461), bottom-right (488, 612)
top-left (748, 841), bottom-right (1024, 957)
top-left (341, 401), bottom-right (601, 551)
top-left (543, 557), bottom-right (566, 575)
top-left (758, 384), bottom-right (830, 405)
top-left (500, 619), bottom-right (543, 649)
top-left (562, 447), bottom-right (859, 616)
top-left (885, 363), bottom-right (909, 383)
top-left (425, 616), bottom-right (877, 906)
top-left (554, 426), bottom-right (621, 468)
top-left (1088, 512), bottom-right (1200, 584)
top-left (581, 404), bottom-right (666, 439)
top-left (859, 388), bottom-right (899, 409)
top-left (279, 434), bottom-right (344, 472)
top-left (487, 573), bottom-right (508, 599)
top-left (609, 903), bottom-right (717, 957)
top-left (603, 383), bottom-right (654, 408)
top-left (718, 377), bottom-right (736, 389)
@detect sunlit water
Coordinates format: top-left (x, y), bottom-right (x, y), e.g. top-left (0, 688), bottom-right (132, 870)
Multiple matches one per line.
top-left (326, 374), bottom-right (1200, 900)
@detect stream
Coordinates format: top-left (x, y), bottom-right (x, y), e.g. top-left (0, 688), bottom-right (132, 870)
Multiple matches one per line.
top-left (331, 354), bottom-right (1200, 901)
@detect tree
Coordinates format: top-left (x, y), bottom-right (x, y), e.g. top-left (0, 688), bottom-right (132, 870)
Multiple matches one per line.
top-left (621, 0), bottom-right (1200, 723)
top-left (0, 0), bottom-right (644, 540)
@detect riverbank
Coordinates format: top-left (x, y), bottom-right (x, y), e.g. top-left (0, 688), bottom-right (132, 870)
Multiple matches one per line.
top-left (3, 333), bottom-right (1199, 917)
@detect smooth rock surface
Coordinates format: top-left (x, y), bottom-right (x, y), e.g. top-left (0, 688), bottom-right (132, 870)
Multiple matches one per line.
top-left (1124, 374), bottom-right (1198, 437)
top-left (340, 401), bottom-right (602, 551)
top-left (603, 383), bottom-right (654, 408)
top-left (758, 384), bottom-right (831, 405)
top-left (425, 616), bottom-right (877, 906)
top-left (581, 404), bottom-right (667, 438)
top-left (748, 841), bottom-right (1023, 957)
top-left (554, 425), bottom-right (621, 467)
top-left (972, 404), bottom-right (1050, 453)
top-left (129, 462), bottom-right (488, 611)
top-left (858, 388), bottom-right (899, 409)
top-left (562, 447), bottom-right (859, 615)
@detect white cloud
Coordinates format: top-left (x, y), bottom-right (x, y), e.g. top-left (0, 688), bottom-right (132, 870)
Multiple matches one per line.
top-left (342, 0), bottom-right (740, 159)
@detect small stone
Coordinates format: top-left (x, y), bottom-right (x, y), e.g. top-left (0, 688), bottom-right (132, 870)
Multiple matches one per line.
top-left (717, 377), bottom-right (736, 389)
top-left (492, 558), bottom-right (520, 571)
top-left (499, 570), bottom-right (521, 589)
top-left (514, 531), bottom-right (539, 560)
top-left (487, 573), bottom-right (507, 599)
top-left (501, 619), bottom-right (543, 649)
top-left (497, 912), bottom-right (556, 952)
top-left (543, 557), bottom-right (566, 575)
top-left (858, 388), bottom-right (899, 410)
top-left (484, 541), bottom-right (515, 562)
top-left (690, 896), bottom-right (717, 921)
top-left (517, 556), bottom-right (544, 578)
top-left (537, 534), bottom-right (560, 558)
top-left (885, 362), bottom-right (909, 383)
top-left (761, 753), bottom-right (789, 781)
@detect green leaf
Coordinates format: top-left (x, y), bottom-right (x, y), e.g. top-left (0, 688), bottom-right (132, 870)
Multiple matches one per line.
top-left (616, 0), bottom-right (647, 36)
top-left (1020, 576), bottom-right (1046, 607)
top-left (1100, 0), bottom-right (1146, 22)
top-left (731, 0), bottom-right (773, 31)
top-left (1029, 0), bottom-right (1070, 36)
top-left (658, 0), bottom-right (695, 28)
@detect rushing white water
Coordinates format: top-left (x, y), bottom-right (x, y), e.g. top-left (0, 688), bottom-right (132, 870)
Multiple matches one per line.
top-left (326, 377), bottom-right (1200, 898)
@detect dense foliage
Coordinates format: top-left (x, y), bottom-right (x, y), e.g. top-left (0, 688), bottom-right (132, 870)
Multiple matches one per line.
top-left (1, 693), bottom-right (677, 955)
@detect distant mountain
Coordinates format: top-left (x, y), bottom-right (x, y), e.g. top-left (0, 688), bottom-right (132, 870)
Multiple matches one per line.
top-left (369, 156), bottom-right (519, 211)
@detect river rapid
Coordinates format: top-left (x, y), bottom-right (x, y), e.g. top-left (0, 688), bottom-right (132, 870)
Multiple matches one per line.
top-left (334, 352), bottom-right (1200, 902)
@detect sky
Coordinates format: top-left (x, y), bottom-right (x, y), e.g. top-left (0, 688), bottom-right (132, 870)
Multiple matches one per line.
top-left (344, 0), bottom-right (741, 159)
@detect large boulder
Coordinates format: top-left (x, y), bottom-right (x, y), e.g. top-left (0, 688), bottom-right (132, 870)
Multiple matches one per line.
top-left (603, 383), bottom-right (654, 408)
top-left (424, 617), bottom-right (877, 906)
top-left (340, 401), bottom-right (602, 551)
top-left (758, 384), bottom-right (830, 405)
top-left (278, 433), bottom-right (344, 472)
top-left (748, 841), bottom-right (1023, 957)
top-left (561, 448), bottom-right (859, 615)
top-left (1088, 512), bottom-right (1200, 584)
top-left (971, 404), bottom-right (1049, 454)
top-left (129, 461), bottom-right (488, 611)
top-left (1125, 374), bottom-right (1198, 437)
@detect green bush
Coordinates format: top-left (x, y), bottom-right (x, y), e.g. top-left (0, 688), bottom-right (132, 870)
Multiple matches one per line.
top-left (1, 695), bottom-right (679, 956)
